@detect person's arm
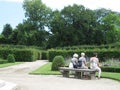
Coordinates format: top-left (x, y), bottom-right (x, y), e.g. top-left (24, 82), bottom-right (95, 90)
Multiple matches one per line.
top-left (97, 58), bottom-right (100, 67)
top-left (90, 57), bottom-right (93, 69)
top-left (84, 58), bottom-right (87, 66)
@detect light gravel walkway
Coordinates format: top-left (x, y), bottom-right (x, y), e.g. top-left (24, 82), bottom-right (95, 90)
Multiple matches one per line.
top-left (0, 60), bottom-right (120, 90)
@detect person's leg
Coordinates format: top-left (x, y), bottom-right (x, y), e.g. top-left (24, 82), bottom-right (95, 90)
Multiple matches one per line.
top-left (96, 67), bottom-right (101, 79)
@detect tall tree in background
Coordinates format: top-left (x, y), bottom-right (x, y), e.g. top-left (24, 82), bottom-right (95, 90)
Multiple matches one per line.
top-left (23, 0), bottom-right (52, 30)
top-left (2, 24), bottom-right (12, 39)
top-left (22, 0), bottom-right (52, 47)
top-left (102, 13), bottom-right (120, 43)
top-left (49, 4), bottom-right (97, 47)
top-left (1, 24), bottom-right (13, 44)
top-left (1, 1), bottom-right (120, 48)
top-left (94, 8), bottom-right (120, 44)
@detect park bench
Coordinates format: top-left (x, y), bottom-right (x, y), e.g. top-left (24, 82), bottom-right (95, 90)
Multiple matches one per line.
top-left (59, 67), bottom-right (96, 80)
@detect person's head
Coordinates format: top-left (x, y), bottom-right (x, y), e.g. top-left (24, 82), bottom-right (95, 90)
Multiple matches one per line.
top-left (93, 53), bottom-right (98, 57)
top-left (81, 52), bottom-right (85, 57)
top-left (73, 53), bottom-right (78, 58)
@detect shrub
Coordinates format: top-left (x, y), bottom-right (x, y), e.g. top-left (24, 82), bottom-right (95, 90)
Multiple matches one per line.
top-left (51, 55), bottom-right (65, 71)
top-left (0, 58), bottom-right (8, 64)
top-left (13, 49), bottom-right (39, 62)
top-left (41, 51), bottom-right (48, 60)
top-left (101, 67), bottom-right (120, 73)
top-left (7, 54), bottom-right (15, 63)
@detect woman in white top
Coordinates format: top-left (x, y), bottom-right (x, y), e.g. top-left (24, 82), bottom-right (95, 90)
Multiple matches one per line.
top-left (90, 53), bottom-right (101, 79)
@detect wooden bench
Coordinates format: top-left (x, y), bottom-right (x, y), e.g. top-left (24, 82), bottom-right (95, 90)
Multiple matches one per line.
top-left (59, 67), bottom-right (96, 80)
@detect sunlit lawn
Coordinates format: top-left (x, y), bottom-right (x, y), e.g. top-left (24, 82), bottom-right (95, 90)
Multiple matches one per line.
top-left (101, 72), bottom-right (120, 81)
top-left (0, 62), bottom-right (23, 68)
top-left (31, 62), bottom-right (120, 81)
top-left (30, 62), bottom-right (61, 75)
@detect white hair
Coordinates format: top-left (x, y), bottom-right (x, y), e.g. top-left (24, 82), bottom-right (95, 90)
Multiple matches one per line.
top-left (73, 53), bottom-right (78, 58)
top-left (81, 52), bottom-right (85, 56)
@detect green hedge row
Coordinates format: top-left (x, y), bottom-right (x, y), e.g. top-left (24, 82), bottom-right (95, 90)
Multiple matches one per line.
top-left (41, 51), bottom-right (48, 60)
top-left (0, 58), bottom-right (8, 64)
top-left (54, 42), bottom-right (120, 50)
top-left (0, 48), bottom-right (41, 62)
top-left (101, 67), bottom-right (120, 73)
top-left (48, 49), bottom-right (120, 62)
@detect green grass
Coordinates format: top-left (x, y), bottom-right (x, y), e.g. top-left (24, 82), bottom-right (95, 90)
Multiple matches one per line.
top-left (30, 62), bottom-right (61, 75)
top-left (30, 62), bottom-right (120, 81)
top-left (101, 72), bottom-right (120, 81)
top-left (0, 62), bottom-right (23, 68)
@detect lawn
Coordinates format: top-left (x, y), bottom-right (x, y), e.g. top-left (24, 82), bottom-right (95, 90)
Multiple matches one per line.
top-left (30, 62), bottom-right (61, 75)
top-left (30, 62), bottom-right (120, 81)
top-left (101, 72), bottom-right (120, 81)
top-left (0, 62), bottom-right (23, 68)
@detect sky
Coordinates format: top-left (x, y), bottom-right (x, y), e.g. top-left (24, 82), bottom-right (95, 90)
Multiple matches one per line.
top-left (0, 0), bottom-right (120, 33)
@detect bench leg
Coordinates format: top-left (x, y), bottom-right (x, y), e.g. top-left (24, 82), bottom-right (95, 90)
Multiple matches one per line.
top-left (90, 72), bottom-right (96, 80)
top-left (62, 71), bottom-right (69, 77)
top-left (75, 72), bottom-right (82, 79)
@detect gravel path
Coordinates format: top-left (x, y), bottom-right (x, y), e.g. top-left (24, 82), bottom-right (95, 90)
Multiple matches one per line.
top-left (0, 60), bottom-right (120, 90)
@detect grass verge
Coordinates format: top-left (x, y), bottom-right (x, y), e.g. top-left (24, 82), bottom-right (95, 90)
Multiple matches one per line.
top-left (0, 62), bottom-right (23, 68)
top-left (101, 72), bottom-right (120, 81)
top-left (30, 62), bottom-right (61, 75)
top-left (30, 62), bottom-right (120, 81)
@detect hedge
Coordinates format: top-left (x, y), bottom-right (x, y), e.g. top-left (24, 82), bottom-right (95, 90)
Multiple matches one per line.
top-left (101, 67), bottom-right (120, 73)
top-left (48, 49), bottom-right (120, 62)
top-left (0, 48), bottom-right (41, 62)
top-left (41, 51), bottom-right (48, 60)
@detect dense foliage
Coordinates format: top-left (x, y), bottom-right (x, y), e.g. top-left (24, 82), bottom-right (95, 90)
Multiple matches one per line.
top-left (7, 54), bottom-right (15, 63)
top-left (48, 49), bottom-right (120, 62)
top-left (0, 0), bottom-right (120, 49)
top-left (101, 67), bottom-right (120, 73)
top-left (0, 58), bottom-right (8, 64)
top-left (51, 55), bottom-right (65, 71)
top-left (0, 48), bottom-right (41, 62)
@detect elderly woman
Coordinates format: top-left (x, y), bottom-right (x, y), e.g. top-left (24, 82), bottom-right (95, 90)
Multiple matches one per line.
top-left (69, 53), bottom-right (78, 68)
top-left (78, 52), bottom-right (88, 69)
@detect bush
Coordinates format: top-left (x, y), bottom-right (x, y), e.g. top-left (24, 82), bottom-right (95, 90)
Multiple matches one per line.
top-left (0, 48), bottom-right (40, 62)
top-left (13, 49), bottom-right (39, 62)
top-left (7, 54), bottom-right (15, 63)
top-left (101, 67), bottom-right (120, 73)
top-left (41, 51), bottom-right (48, 60)
top-left (51, 55), bottom-right (65, 71)
top-left (0, 58), bottom-right (8, 64)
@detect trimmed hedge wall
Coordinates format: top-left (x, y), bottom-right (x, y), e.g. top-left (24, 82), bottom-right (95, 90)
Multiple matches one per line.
top-left (48, 49), bottom-right (120, 62)
top-left (0, 48), bottom-right (41, 62)
top-left (101, 67), bottom-right (120, 73)
top-left (0, 48), bottom-right (13, 59)
top-left (13, 49), bottom-right (40, 62)
top-left (41, 51), bottom-right (48, 60)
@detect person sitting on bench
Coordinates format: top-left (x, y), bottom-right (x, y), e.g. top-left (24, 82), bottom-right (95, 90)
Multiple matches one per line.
top-left (69, 53), bottom-right (79, 68)
top-left (90, 53), bottom-right (101, 79)
top-left (78, 52), bottom-right (88, 69)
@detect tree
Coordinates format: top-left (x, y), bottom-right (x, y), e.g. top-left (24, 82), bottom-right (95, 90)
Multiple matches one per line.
top-left (102, 13), bottom-right (120, 43)
top-left (1, 24), bottom-right (13, 44)
top-left (49, 4), bottom-right (97, 48)
top-left (94, 8), bottom-right (120, 44)
top-left (23, 0), bottom-right (52, 31)
top-left (2, 24), bottom-right (12, 39)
